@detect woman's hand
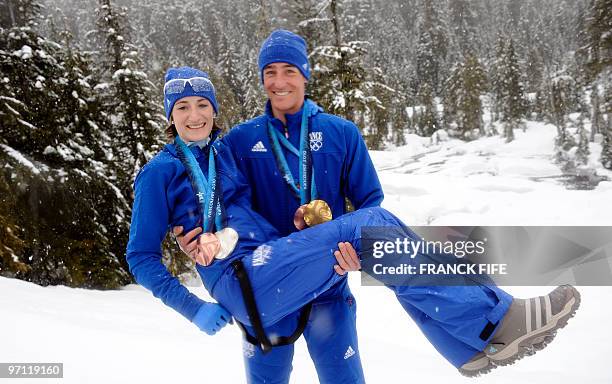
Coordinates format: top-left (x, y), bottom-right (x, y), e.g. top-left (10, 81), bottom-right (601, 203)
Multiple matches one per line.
top-left (173, 225), bottom-right (202, 258)
top-left (192, 302), bottom-right (233, 335)
top-left (173, 226), bottom-right (220, 266)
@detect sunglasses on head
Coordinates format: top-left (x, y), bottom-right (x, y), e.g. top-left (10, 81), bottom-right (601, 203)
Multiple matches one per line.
top-left (164, 77), bottom-right (215, 95)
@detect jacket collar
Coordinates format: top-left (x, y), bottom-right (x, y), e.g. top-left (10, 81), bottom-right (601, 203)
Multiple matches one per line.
top-left (164, 129), bottom-right (221, 159)
top-left (265, 98), bottom-right (323, 133)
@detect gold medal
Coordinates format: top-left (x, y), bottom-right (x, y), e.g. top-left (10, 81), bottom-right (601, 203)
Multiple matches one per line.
top-left (293, 200), bottom-right (332, 230)
top-left (303, 199), bottom-right (332, 227)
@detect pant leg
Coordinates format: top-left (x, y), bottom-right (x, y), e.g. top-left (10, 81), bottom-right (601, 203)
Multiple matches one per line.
top-left (215, 207), bottom-right (511, 367)
top-left (304, 280), bottom-right (365, 384)
top-left (214, 219), bottom-right (347, 327)
top-left (400, 299), bottom-right (482, 367)
top-left (336, 208), bottom-right (512, 366)
top-left (242, 312), bottom-right (299, 384)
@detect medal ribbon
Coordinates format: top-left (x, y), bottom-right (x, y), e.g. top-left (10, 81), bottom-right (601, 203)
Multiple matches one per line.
top-left (267, 100), bottom-right (318, 205)
top-left (174, 135), bottom-right (225, 232)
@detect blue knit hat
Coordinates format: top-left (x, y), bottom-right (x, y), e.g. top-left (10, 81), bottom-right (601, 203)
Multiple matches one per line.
top-left (163, 67), bottom-right (218, 121)
top-left (258, 29), bottom-right (310, 81)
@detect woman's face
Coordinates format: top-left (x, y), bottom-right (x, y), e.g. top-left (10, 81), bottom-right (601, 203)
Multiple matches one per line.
top-left (171, 96), bottom-right (214, 142)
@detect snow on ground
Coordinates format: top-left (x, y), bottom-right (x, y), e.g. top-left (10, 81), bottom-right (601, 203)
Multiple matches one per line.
top-left (1, 122), bottom-right (611, 383)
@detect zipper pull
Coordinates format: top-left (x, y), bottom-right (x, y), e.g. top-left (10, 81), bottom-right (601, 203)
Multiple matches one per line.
top-left (284, 126), bottom-right (289, 139)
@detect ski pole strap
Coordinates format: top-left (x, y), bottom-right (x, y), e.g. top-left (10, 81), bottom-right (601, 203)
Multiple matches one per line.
top-left (231, 259), bottom-right (312, 354)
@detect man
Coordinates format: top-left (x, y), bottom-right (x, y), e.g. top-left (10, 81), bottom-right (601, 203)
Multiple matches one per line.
top-left (176, 29), bottom-right (381, 383)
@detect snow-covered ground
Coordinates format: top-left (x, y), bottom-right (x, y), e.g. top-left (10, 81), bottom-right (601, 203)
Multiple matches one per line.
top-left (2, 122), bottom-right (611, 383)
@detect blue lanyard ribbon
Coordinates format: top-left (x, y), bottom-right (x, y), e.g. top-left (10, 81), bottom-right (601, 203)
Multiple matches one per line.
top-left (267, 100), bottom-right (318, 205)
top-left (174, 134), bottom-right (225, 232)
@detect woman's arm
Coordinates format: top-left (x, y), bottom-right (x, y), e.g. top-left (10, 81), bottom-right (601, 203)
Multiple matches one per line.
top-left (125, 160), bottom-right (231, 333)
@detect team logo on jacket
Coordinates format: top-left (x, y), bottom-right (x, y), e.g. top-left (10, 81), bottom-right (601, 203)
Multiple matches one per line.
top-left (251, 141), bottom-right (267, 152)
top-left (309, 131), bottom-right (323, 151)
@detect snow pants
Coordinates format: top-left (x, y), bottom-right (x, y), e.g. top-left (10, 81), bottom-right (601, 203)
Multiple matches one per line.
top-left (212, 207), bottom-right (512, 371)
top-left (240, 279), bottom-right (365, 384)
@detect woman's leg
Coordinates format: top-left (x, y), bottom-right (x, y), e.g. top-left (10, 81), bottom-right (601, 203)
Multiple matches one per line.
top-left (214, 207), bottom-right (511, 367)
top-left (213, 213), bottom-right (348, 327)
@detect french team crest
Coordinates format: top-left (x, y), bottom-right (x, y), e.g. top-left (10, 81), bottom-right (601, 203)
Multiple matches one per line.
top-left (309, 131), bottom-right (323, 151)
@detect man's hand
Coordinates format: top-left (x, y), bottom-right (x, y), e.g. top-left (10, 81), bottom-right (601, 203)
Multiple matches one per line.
top-left (334, 242), bottom-right (361, 275)
top-left (173, 225), bottom-right (203, 260)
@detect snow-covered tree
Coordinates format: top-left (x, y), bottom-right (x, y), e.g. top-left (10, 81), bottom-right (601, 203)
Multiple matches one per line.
top-left (582, 0), bottom-right (611, 169)
top-left (308, 0), bottom-right (393, 147)
top-left (549, 71), bottom-right (579, 166)
top-left (444, 54), bottom-right (487, 139)
top-left (0, 0), bottom-right (41, 28)
top-left (0, 0), bottom-right (131, 288)
top-left (414, 0), bottom-right (449, 95)
top-left (414, 82), bottom-right (439, 137)
top-left (95, 0), bottom-right (164, 196)
top-left (575, 112), bottom-right (590, 165)
top-left (448, 0), bottom-right (480, 59)
top-left (491, 37), bottom-right (526, 142)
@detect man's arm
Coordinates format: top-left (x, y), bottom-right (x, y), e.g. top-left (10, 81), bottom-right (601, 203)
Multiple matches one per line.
top-left (334, 241), bottom-right (361, 275)
top-left (343, 121), bottom-right (384, 209)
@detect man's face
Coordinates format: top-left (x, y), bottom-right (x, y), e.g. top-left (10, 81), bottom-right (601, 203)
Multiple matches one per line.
top-left (262, 62), bottom-right (306, 119)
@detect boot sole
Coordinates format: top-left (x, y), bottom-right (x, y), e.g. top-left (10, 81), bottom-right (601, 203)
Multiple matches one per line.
top-left (458, 356), bottom-right (497, 377)
top-left (486, 286), bottom-right (581, 366)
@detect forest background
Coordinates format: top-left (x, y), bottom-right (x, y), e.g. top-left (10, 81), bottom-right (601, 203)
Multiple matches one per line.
top-left (0, 0), bottom-right (610, 288)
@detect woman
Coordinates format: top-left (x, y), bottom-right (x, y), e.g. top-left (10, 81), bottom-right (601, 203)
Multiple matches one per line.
top-left (126, 67), bottom-right (580, 377)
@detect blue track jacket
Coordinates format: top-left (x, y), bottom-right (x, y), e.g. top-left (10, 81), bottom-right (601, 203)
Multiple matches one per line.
top-left (222, 100), bottom-right (384, 237)
top-left (126, 140), bottom-right (280, 322)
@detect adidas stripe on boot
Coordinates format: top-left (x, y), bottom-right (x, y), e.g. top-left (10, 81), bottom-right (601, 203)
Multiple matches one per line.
top-left (484, 285), bottom-right (581, 366)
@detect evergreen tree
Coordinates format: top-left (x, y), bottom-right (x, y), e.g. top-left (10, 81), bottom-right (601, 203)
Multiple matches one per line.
top-left (286, 0), bottom-right (329, 54)
top-left (444, 54), bottom-right (487, 139)
top-left (575, 112), bottom-right (590, 165)
top-left (0, 0), bottom-right (41, 28)
top-left (489, 33), bottom-right (506, 122)
top-left (308, 0), bottom-right (393, 148)
top-left (549, 70), bottom-right (578, 165)
top-left (601, 87), bottom-right (612, 169)
top-left (95, 0), bottom-right (164, 197)
top-left (501, 40), bottom-right (526, 117)
top-left (414, 0), bottom-right (449, 94)
top-left (448, 0), bottom-right (480, 59)
top-left (0, 0), bottom-right (130, 288)
top-left (590, 85), bottom-right (602, 142)
top-left (492, 37), bottom-right (526, 142)
top-left (415, 83), bottom-right (439, 137)
top-left (212, 2), bottom-right (264, 125)
top-left (391, 98), bottom-right (408, 146)
top-left (582, 0), bottom-right (612, 169)
top-left (583, 0), bottom-right (611, 81)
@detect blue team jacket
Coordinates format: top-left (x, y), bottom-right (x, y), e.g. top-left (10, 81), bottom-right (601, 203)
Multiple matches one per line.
top-left (223, 100), bottom-right (384, 238)
top-left (126, 140), bottom-right (280, 321)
